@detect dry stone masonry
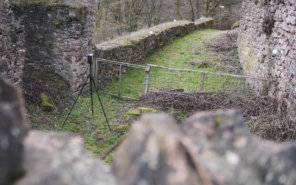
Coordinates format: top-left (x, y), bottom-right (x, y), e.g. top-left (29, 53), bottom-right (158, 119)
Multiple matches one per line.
top-left (237, 0), bottom-right (296, 121)
top-left (0, 0), bottom-right (25, 86)
top-left (0, 0), bottom-right (97, 90)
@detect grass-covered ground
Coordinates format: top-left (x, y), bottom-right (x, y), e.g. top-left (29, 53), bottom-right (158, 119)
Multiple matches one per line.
top-left (31, 29), bottom-right (241, 163)
top-left (104, 29), bottom-right (243, 98)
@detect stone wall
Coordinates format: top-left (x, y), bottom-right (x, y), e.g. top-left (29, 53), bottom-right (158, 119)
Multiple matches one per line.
top-left (0, 0), bottom-right (25, 86)
top-left (237, 0), bottom-right (296, 121)
top-left (94, 19), bottom-right (214, 88)
top-left (0, 0), bottom-right (97, 91)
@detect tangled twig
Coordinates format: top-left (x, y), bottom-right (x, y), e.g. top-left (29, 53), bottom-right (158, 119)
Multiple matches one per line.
top-left (140, 91), bottom-right (296, 141)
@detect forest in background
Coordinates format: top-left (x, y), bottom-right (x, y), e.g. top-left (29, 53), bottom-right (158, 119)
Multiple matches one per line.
top-left (95, 0), bottom-right (242, 43)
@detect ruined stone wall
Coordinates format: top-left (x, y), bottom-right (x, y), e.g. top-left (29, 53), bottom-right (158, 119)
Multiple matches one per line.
top-left (0, 0), bottom-right (25, 86)
top-left (94, 19), bottom-right (214, 88)
top-left (237, 0), bottom-right (296, 121)
top-left (0, 0), bottom-right (96, 91)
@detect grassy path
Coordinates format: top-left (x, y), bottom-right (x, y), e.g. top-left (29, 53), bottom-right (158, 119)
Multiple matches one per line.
top-left (32, 29), bottom-right (231, 163)
top-left (104, 29), bottom-right (236, 98)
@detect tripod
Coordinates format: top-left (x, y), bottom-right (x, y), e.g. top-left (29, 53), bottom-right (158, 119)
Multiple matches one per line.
top-left (62, 54), bottom-right (111, 132)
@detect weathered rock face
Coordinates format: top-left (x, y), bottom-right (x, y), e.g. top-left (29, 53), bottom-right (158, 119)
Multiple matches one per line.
top-left (0, 0), bottom-right (96, 90)
top-left (113, 111), bottom-right (296, 185)
top-left (237, 0), bottom-right (296, 121)
top-left (0, 78), bottom-right (27, 185)
top-left (17, 131), bottom-right (116, 185)
top-left (0, 0), bottom-right (25, 86)
top-left (94, 19), bottom-right (213, 89)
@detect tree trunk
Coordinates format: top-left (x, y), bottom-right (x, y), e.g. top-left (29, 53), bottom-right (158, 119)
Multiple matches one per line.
top-left (206, 0), bottom-right (209, 17)
top-left (195, 0), bottom-right (199, 21)
top-left (176, 0), bottom-right (182, 20)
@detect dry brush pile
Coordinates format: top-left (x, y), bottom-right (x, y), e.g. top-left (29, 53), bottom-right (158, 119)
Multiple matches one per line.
top-left (140, 91), bottom-right (296, 141)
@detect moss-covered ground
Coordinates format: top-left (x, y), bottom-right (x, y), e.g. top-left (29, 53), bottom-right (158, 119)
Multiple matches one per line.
top-left (31, 29), bottom-right (241, 163)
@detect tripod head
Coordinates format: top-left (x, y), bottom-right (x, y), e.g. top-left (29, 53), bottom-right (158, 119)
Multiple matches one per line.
top-left (88, 53), bottom-right (94, 65)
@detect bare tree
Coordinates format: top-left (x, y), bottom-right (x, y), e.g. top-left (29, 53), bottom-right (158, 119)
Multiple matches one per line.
top-left (144, 0), bottom-right (163, 27)
top-left (195, 0), bottom-right (199, 20)
top-left (185, 0), bottom-right (200, 21)
top-left (175, 0), bottom-right (182, 20)
top-left (94, 0), bottom-right (243, 43)
top-left (124, 0), bottom-right (145, 32)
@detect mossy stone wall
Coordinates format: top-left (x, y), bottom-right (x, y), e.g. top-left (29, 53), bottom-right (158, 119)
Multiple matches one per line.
top-left (0, 0), bottom-right (25, 86)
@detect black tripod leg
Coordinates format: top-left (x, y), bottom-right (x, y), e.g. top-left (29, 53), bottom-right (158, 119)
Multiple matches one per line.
top-left (90, 75), bottom-right (94, 116)
top-left (90, 75), bottom-right (112, 132)
top-left (62, 75), bottom-right (90, 127)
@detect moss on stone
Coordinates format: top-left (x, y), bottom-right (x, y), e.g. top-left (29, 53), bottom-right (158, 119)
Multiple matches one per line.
top-left (46, 40), bottom-right (54, 46)
top-left (53, 20), bottom-right (61, 26)
top-left (23, 67), bottom-right (71, 108)
top-left (114, 125), bottom-right (130, 135)
top-left (71, 7), bottom-right (84, 22)
top-left (141, 107), bottom-right (157, 113)
top-left (124, 107), bottom-right (157, 122)
top-left (231, 21), bottom-right (240, 29)
top-left (10, 0), bottom-right (57, 7)
top-left (40, 93), bottom-right (54, 111)
top-left (214, 115), bottom-right (222, 128)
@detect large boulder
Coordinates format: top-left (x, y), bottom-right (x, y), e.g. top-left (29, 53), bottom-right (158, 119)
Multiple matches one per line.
top-left (0, 78), bottom-right (27, 185)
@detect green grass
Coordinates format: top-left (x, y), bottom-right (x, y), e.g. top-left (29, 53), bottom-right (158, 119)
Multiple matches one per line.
top-left (104, 29), bottom-right (245, 98)
top-left (31, 93), bottom-right (132, 163)
top-left (31, 29), bottom-right (244, 163)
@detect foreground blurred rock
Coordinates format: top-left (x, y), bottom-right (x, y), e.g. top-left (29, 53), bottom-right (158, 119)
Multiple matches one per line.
top-left (16, 131), bottom-right (115, 185)
top-left (113, 112), bottom-right (296, 185)
top-left (0, 78), bottom-right (115, 185)
top-left (0, 78), bottom-right (27, 185)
